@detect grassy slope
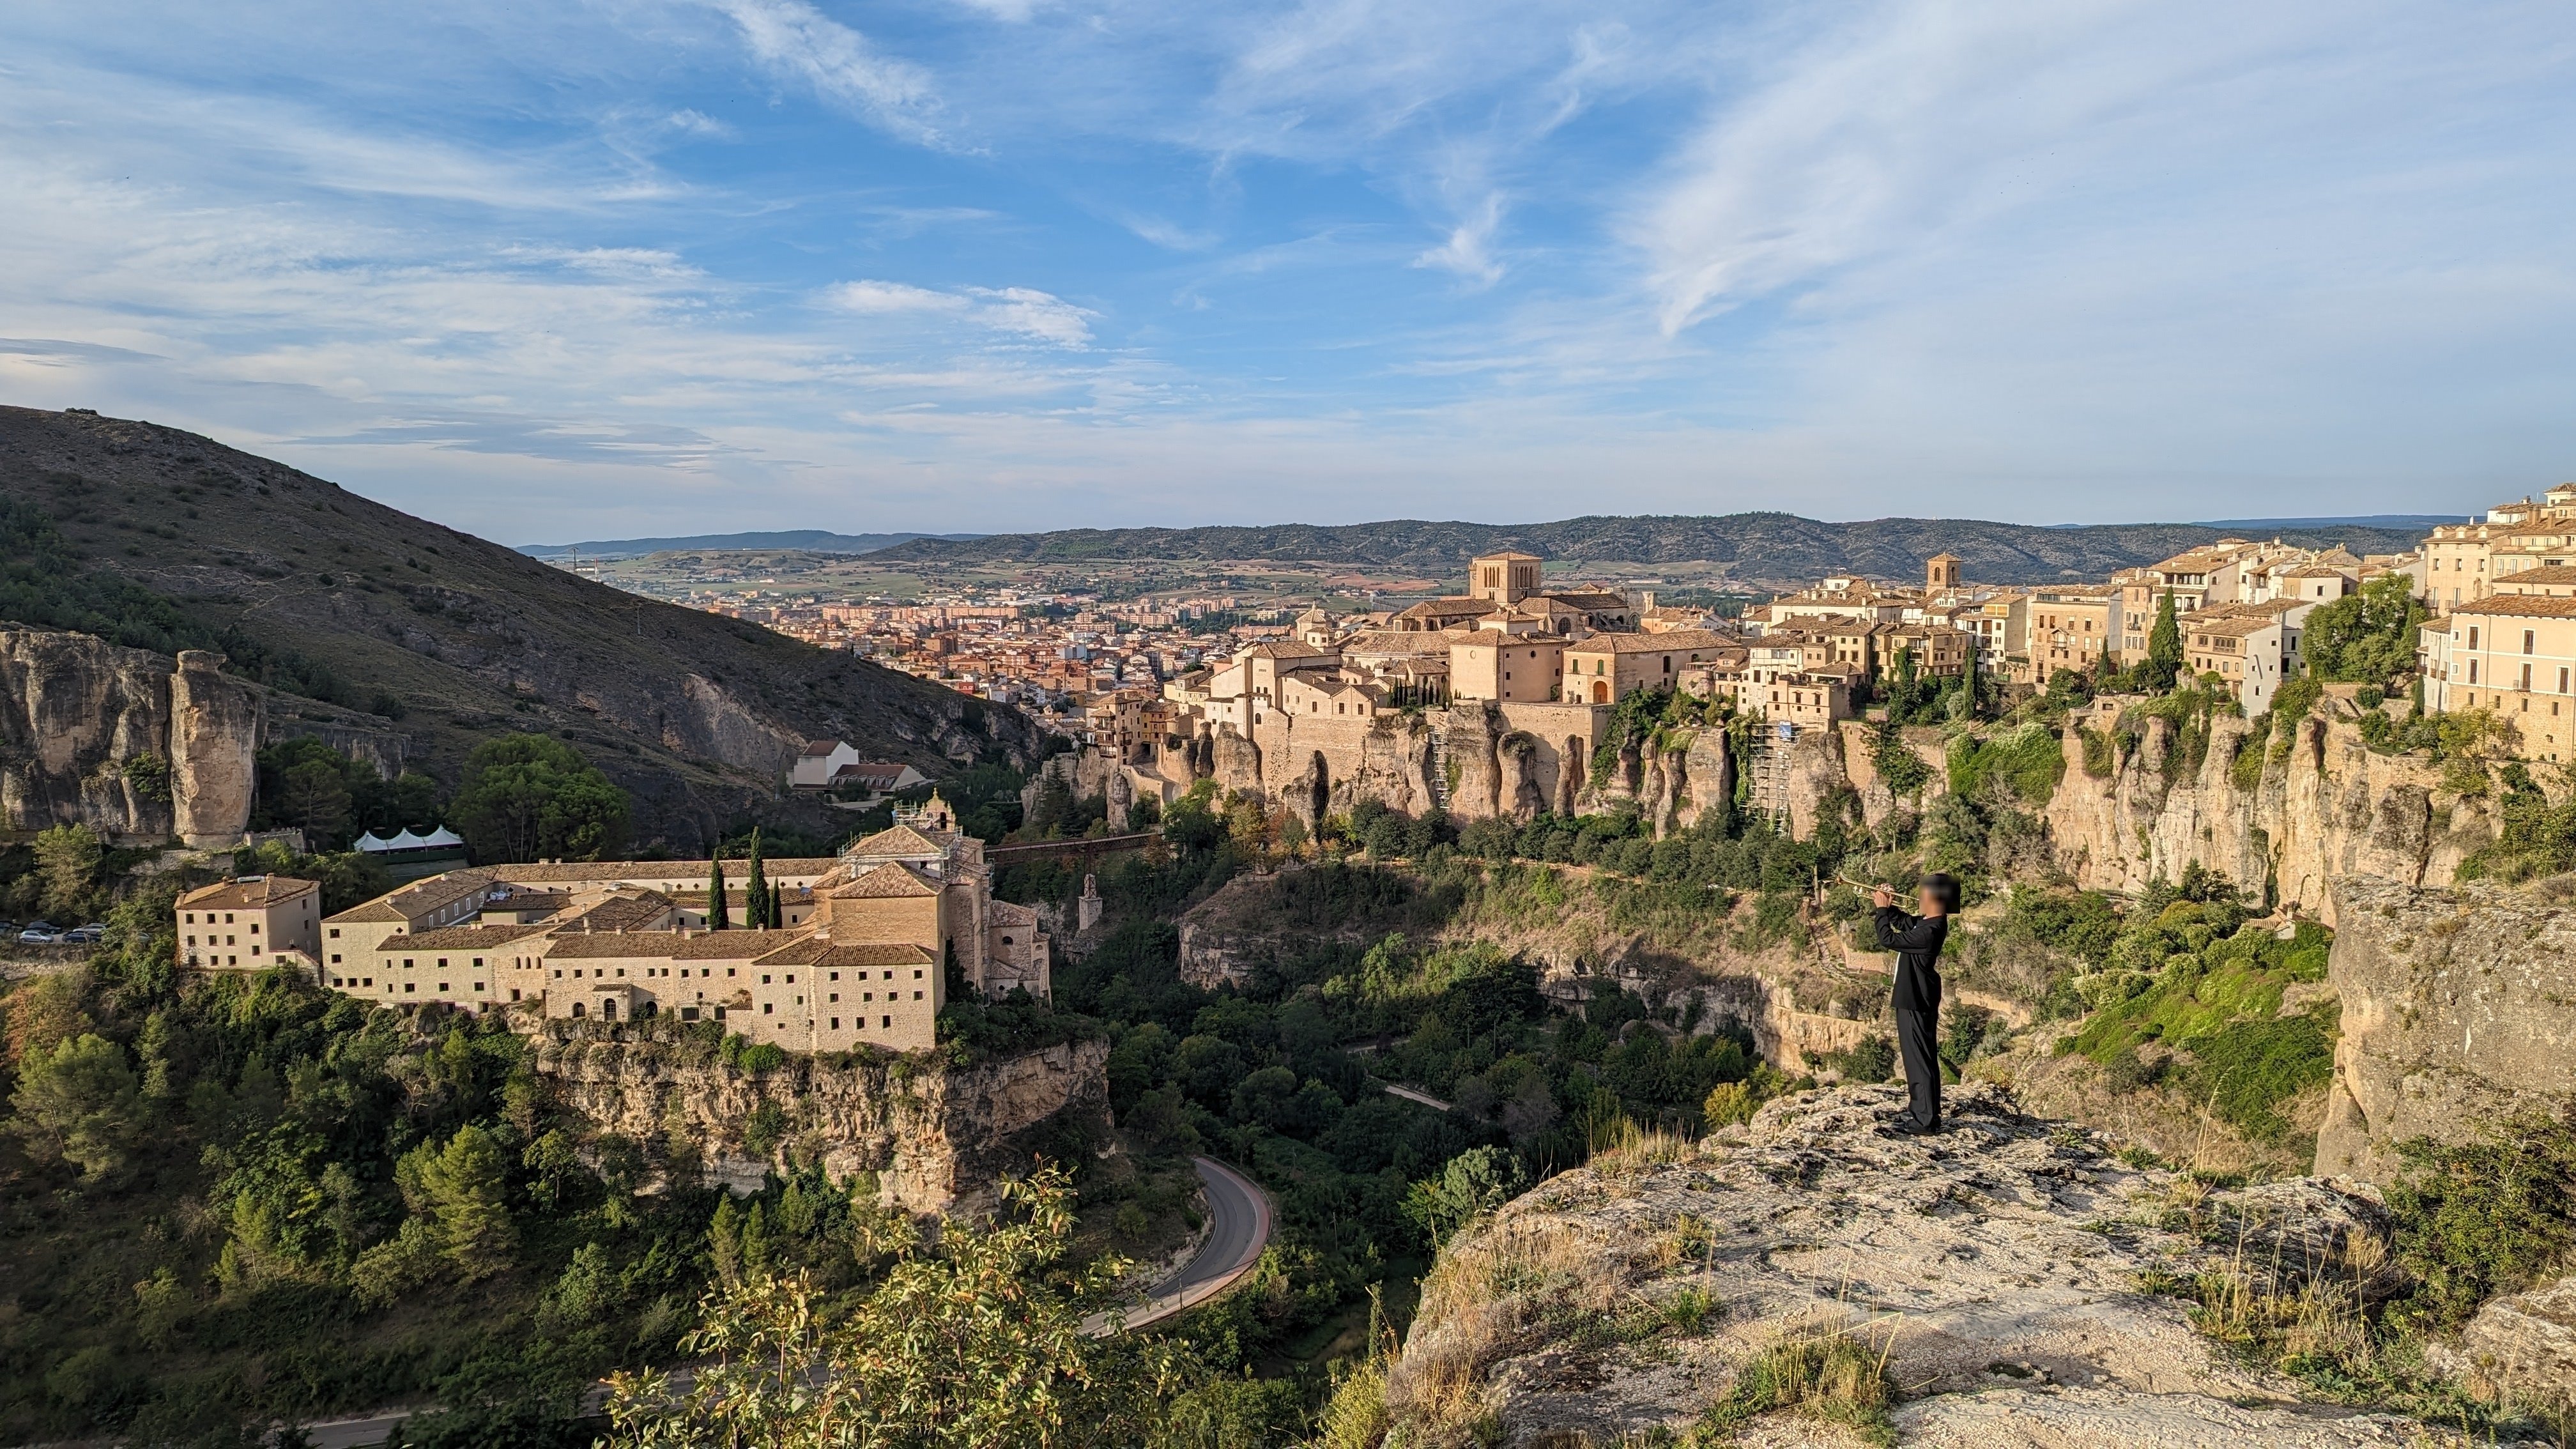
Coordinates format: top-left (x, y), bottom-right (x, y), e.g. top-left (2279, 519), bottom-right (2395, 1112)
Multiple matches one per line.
top-left (0, 407), bottom-right (1037, 848)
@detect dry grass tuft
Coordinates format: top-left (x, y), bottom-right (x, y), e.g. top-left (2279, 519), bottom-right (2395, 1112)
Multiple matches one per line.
top-left (1686, 1311), bottom-right (1898, 1447)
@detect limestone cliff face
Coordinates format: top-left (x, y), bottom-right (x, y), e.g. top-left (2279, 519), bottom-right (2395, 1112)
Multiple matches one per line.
top-left (532, 1035), bottom-right (1112, 1216)
top-left (2313, 875), bottom-right (2576, 1184)
top-left (0, 629), bottom-right (180, 839)
top-left (170, 650), bottom-right (261, 847)
top-left (2038, 709), bottom-right (2491, 926)
top-left (0, 629), bottom-right (296, 844)
top-left (1387, 1084), bottom-right (2457, 1448)
top-left (0, 627), bottom-right (415, 845)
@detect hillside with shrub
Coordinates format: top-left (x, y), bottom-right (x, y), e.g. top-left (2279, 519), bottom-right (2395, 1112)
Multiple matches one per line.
top-left (0, 406), bottom-right (1036, 850)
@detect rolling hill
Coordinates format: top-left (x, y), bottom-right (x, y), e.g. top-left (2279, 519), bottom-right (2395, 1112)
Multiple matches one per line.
top-left (0, 407), bottom-right (1036, 850)
top-left (518, 529), bottom-right (981, 560)
top-left (870, 512), bottom-right (2437, 583)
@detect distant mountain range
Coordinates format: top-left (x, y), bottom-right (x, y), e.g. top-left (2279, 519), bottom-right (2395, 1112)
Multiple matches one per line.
top-left (864, 512), bottom-right (2444, 585)
top-left (519, 530), bottom-right (983, 560)
top-left (2189, 514), bottom-right (2464, 531)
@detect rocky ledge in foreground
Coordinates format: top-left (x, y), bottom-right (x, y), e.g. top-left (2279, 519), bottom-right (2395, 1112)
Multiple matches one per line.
top-left (1386, 1084), bottom-right (2473, 1448)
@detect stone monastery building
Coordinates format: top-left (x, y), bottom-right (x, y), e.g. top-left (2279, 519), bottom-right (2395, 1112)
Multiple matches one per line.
top-left (176, 796), bottom-right (1048, 1055)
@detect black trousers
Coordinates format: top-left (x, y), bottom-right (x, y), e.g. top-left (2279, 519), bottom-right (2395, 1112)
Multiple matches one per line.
top-left (1894, 1007), bottom-right (1941, 1128)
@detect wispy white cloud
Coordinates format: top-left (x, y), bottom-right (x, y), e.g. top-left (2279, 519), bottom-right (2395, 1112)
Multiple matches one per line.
top-left (820, 279), bottom-right (1095, 344)
top-left (1413, 194), bottom-right (1505, 286)
top-left (703, 0), bottom-right (942, 144)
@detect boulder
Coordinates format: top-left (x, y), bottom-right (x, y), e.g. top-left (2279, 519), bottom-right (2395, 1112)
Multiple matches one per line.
top-left (2428, 1273), bottom-right (2576, 1416)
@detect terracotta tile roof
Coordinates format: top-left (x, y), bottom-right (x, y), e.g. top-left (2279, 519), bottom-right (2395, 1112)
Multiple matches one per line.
top-left (829, 862), bottom-right (941, 898)
top-left (326, 871), bottom-right (498, 924)
top-left (2496, 565), bottom-right (2576, 586)
top-left (1567, 629), bottom-right (1736, 654)
top-left (845, 825), bottom-right (949, 859)
top-left (181, 875), bottom-right (319, 910)
top-left (559, 893), bottom-right (676, 931)
top-left (766, 941), bottom-right (937, 969)
top-left (2451, 594), bottom-right (2576, 618)
top-left (372, 922), bottom-right (553, 953)
top-left (540, 928), bottom-right (813, 960)
top-left (480, 858), bottom-right (841, 885)
top-left (1537, 590), bottom-right (1634, 610)
top-left (1397, 598), bottom-right (1497, 619)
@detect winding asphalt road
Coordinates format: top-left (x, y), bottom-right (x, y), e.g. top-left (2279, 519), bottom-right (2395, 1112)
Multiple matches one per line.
top-left (1085, 1155), bottom-right (1273, 1335)
top-left (287, 1156), bottom-right (1272, 1446)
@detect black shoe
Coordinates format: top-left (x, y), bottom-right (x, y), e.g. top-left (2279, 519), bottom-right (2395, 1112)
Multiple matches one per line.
top-left (1895, 1119), bottom-right (1942, 1136)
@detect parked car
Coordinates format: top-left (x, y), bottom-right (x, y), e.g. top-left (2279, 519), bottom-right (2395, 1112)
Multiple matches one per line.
top-left (18, 923), bottom-right (61, 944)
top-left (64, 924), bottom-right (105, 944)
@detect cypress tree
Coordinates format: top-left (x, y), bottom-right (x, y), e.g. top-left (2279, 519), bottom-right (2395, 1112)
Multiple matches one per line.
top-left (770, 881), bottom-right (786, 928)
top-left (708, 855), bottom-right (730, 930)
top-left (744, 829), bottom-right (769, 930)
top-left (2148, 589), bottom-right (2184, 691)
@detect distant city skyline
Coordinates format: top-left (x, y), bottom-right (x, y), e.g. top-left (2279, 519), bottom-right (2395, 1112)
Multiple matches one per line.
top-left (4, 0), bottom-right (2573, 542)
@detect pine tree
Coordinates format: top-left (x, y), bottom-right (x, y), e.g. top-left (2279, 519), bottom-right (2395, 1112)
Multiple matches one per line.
top-left (420, 1123), bottom-right (515, 1278)
top-left (707, 855), bottom-right (730, 930)
top-left (2148, 588), bottom-right (2184, 691)
top-left (744, 829), bottom-right (769, 930)
top-left (709, 1196), bottom-right (743, 1287)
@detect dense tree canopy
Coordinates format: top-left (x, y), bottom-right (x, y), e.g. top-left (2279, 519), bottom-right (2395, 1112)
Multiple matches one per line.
top-left (448, 735), bottom-right (631, 863)
top-left (2301, 573), bottom-right (2428, 687)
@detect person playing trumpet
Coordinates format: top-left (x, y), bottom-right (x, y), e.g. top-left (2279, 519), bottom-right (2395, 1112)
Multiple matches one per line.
top-left (1869, 873), bottom-right (1959, 1135)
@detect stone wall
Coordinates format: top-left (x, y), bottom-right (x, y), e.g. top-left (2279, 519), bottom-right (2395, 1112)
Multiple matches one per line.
top-left (2313, 875), bottom-right (2576, 1184)
top-left (532, 1034), bottom-right (1113, 1216)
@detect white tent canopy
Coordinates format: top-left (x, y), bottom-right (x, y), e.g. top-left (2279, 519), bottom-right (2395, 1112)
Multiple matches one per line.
top-left (356, 827), bottom-right (465, 853)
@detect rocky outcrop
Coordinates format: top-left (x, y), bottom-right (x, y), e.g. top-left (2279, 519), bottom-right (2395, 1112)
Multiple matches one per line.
top-left (2040, 705), bottom-right (2492, 926)
top-left (1386, 1084), bottom-right (2464, 1448)
top-left (2430, 1274), bottom-right (2576, 1416)
top-left (169, 650), bottom-right (261, 846)
top-left (2313, 874), bottom-right (2576, 1183)
top-left (0, 629), bottom-right (280, 844)
top-left (0, 629), bottom-right (181, 839)
top-left (532, 1034), bottom-right (1112, 1216)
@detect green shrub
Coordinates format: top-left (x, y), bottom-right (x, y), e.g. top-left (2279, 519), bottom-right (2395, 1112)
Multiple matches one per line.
top-left (2179, 1012), bottom-right (2334, 1142)
top-left (2077, 728), bottom-right (2115, 779)
top-left (1947, 725), bottom-right (2064, 808)
top-left (2384, 1114), bottom-right (2576, 1332)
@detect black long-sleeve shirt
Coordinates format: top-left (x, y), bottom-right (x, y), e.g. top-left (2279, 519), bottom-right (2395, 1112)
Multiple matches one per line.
top-left (1874, 907), bottom-right (1948, 1016)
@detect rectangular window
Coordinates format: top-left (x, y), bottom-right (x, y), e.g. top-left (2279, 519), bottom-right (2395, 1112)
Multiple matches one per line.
top-left (831, 1018), bottom-right (839, 1030)
top-left (882, 1016), bottom-right (892, 1029)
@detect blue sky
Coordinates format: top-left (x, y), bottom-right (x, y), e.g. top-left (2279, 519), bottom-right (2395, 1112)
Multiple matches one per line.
top-left (3, 0), bottom-right (2573, 542)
